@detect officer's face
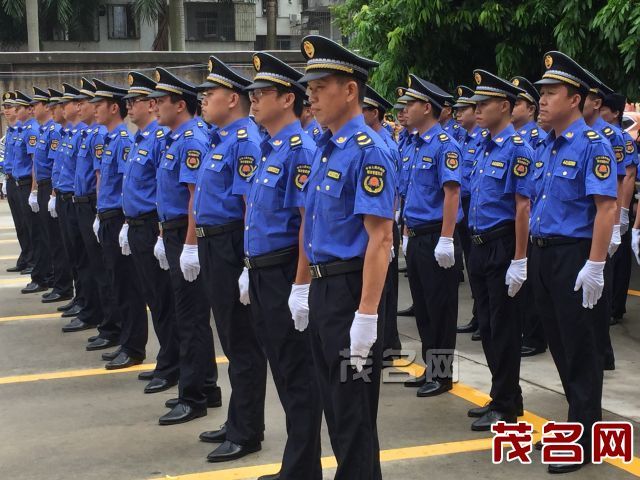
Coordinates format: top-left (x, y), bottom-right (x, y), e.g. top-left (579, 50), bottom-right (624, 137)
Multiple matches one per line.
top-left (201, 87), bottom-right (234, 126)
top-left (307, 76), bottom-right (359, 127)
top-left (52, 104), bottom-right (65, 124)
top-left (33, 101), bottom-right (47, 120)
top-left (397, 108), bottom-right (407, 127)
top-left (457, 105), bottom-right (476, 131)
top-left (94, 99), bottom-right (114, 125)
top-left (362, 106), bottom-right (378, 127)
top-left (600, 105), bottom-right (618, 124)
top-left (3, 106), bottom-right (16, 123)
top-left (539, 84), bottom-right (581, 126)
top-left (77, 99), bottom-right (96, 124)
top-left (127, 97), bottom-right (154, 125)
top-left (249, 87), bottom-right (289, 127)
top-left (156, 95), bottom-right (180, 127)
top-left (15, 105), bottom-right (30, 122)
top-left (512, 99), bottom-right (532, 125)
top-left (404, 99), bottom-right (430, 128)
top-left (300, 105), bottom-right (314, 125)
top-left (583, 93), bottom-right (601, 121)
top-left (63, 101), bottom-right (79, 122)
top-left (474, 99), bottom-right (508, 129)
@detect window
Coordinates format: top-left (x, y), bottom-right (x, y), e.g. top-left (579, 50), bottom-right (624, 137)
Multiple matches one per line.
top-left (108, 4), bottom-right (140, 39)
top-left (185, 2), bottom-right (235, 42)
top-left (254, 35), bottom-right (292, 50)
top-left (40, 10), bottom-right (99, 42)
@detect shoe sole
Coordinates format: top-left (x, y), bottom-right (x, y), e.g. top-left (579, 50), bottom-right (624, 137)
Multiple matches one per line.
top-left (206, 444), bottom-right (261, 463)
top-left (86, 343), bottom-right (117, 351)
top-left (62, 326), bottom-right (94, 333)
top-left (468, 408), bottom-right (523, 418)
top-left (145, 381), bottom-right (178, 394)
top-left (105, 361), bottom-right (143, 371)
top-left (159, 409), bottom-right (207, 426)
top-left (416, 386), bottom-right (452, 398)
top-left (42, 296), bottom-right (73, 304)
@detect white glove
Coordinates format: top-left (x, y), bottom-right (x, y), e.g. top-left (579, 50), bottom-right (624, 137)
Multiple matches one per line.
top-left (1, 181), bottom-right (6, 195)
top-left (179, 244), bottom-right (200, 282)
top-left (28, 191), bottom-right (39, 213)
top-left (118, 223), bottom-right (131, 256)
top-left (574, 260), bottom-right (606, 309)
top-left (505, 258), bottom-right (527, 297)
top-left (394, 209), bottom-right (401, 223)
top-left (92, 217), bottom-right (100, 243)
top-left (402, 235), bottom-right (409, 257)
top-left (288, 283), bottom-right (309, 331)
top-left (608, 224), bottom-right (621, 257)
top-left (47, 195), bottom-right (57, 218)
top-left (350, 311), bottom-right (378, 372)
top-left (153, 236), bottom-right (169, 270)
top-left (434, 236), bottom-right (455, 268)
top-left (632, 228), bottom-right (640, 265)
top-left (238, 267), bottom-right (250, 305)
top-left (620, 208), bottom-right (630, 236)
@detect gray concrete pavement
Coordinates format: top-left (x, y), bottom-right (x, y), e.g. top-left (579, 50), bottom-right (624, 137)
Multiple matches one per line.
top-left (0, 200), bottom-right (638, 480)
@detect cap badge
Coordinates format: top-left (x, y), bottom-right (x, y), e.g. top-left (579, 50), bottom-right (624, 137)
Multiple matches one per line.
top-left (303, 40), bottom-right (315, 59)
top-left (154, 70), bottom-right (161, 82)
top-left (128, 74), bottom-right (134, 86)
top-left (253, 55), bottom-right (261, 72)
top-left (474, 72), bottom-right (482, 85)
top-left (512, 78), bottom-right (520, 87)
top-left (544, 55), bottom-right (553, 69)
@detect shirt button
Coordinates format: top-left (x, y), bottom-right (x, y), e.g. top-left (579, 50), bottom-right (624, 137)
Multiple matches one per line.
top-left (264, 178), bottom-right (268, 183)
top-left (262, 156), bottom-right (266, 161)
top-left (542, 194), bottom-right (546, 199)
top-left (562, 171), bottom-right (567, 176)
top-left (485, 152), bottom-right (489, 156)
top-left (325, 185), bottom-right (330, 190)
top-left (245, 226), bottom-right (249, 230)
top-left (255, 179), bottom-right (258, 183)
top-left (491, 170), bottom-right (495, 174)
top-left (316, 186), bottom-right (320, 191)
top-left (479, 169), bottom-right (483, 174)
top-left (322, 157), bottom-right (327, 163)
top-left (537, 217), bottom-right (540, 222)
top-left (308, 243), bottom-right (312, 248)
top-left (552, 150), bottom-right (557, 154)
top-left (547, 172), bottom-right (551, 177)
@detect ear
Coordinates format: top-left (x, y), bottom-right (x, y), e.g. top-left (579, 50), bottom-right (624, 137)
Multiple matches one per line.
top-left (345, 79), bottom-right (359, 104)
top-left (569, 93), bottom-right (582, 110)
top-left (228, 91), bottom-right (239, 109)
top-left (283, 91), bottom-right (295, 110)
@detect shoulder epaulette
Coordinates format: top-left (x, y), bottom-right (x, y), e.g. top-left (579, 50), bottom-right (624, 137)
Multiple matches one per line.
top-left (481, 129), bottom-right (489, 137)
top-left (156, 129), bottom-right (164, 138)
top-left (237, 128), bottom-right (248, 140)
top-left (453, 123), bottom-right (459, 129)
top-left (355, 132), bottom-right (373, 148)
top-left (512, 135), bottom-right (524, 145)
top-left (585, 130), bottom-right (601, 142)
top-left (120, 130), bottom-right (129, 137)
top-left (313, 127), bottom-right (320, 136)
top-left (438, 133), bottom-right (450, 143)
top-left (289, 134), bottom-right (303, 148)
top-left (184, 130), bottom-right (194, 138)
top-left (531, 128), bottom-right (539, 137)
top-left (602, 126), bottom-right (614, 137)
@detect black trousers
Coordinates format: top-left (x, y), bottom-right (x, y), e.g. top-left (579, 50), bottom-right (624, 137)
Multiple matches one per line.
top-left (611, 228), bottom-right (632, 319)
top-left (198, 228), bottom-right (266, 444)
top-left (602, 259), bottom-right (615, 367)
top-left (16, 183), bottom-right (48, 284)
top-left (468, 232), bottom-right (523, 415)
top-left (75, 201), bottom-right (121, 338)
top-left (521, 241), bottom-right (546, 350)
top-left (249, 256), bottom-right (322, 479)
top-left (309, 270), bottom-right (384, 480)
top-left (56, 193), bottom-right (90, 320)
top-left (382, 222), bottom-right (401, 352)
top-left (129, 218), bottom-right (180, 381)
top-left (6, 178), bottom-right (32, 269)
top-left (459, 195), bottom-right (478, 326)
top-left (98, 213), bottom-right (147, 358)
top-left (530, 239), bottom-right (606, 451)
top-left (163, 227), bottom-right (218, 409)
top-left (406, 232), bottom-right (460, 381)
top-left (37, 182), bottom-right (71, 295)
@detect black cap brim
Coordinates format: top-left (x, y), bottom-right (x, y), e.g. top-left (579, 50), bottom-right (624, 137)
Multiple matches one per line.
top-left (147, 91), bottom-right (170, 99)
top-left (298, 70), bottom-right (332, 84)
top-left (245, 80), bottom-right (277, 91)
top-left (123, 92), bottom-right (146, 100)
top-left (453, 101), bottom-right (475, 109)
top-left (397, 94), bottom-right (417, 103)
top-left (469, 94), bottom-right (496, 102)
top-left (88, 97), bottom-right (109, 104)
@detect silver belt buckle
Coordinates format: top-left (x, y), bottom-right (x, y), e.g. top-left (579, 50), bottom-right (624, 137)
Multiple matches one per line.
top-left (195, 227), bottom-right (205, 238)
top-left (309, 264), bottom-right (322, 279)
top-left (243, 257), bottom-right (252, 269)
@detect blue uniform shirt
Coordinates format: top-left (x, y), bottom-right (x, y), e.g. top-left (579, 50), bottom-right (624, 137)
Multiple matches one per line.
top-left (157, 118), bottom-right (208, 222)
top-left (96, 123), bottom-right (131, 212)
top-left (55, 122), bottom-right (87, 192)
top-left (50, 124), bottom-right (65, 188)
top-left (122, 120), bottom-right (167, 218)
top-left (592, 116), bottom-right (627, 176)
top-left (303, 115), bottom-right (396, 264)
top-left (516, 120), bottom-right (547, 148)
top-left (468, 124), bottom-right (534, 232)
top-left (12, 118), bottom-right (38, 178)
top-left (245, 120), bottom-right (315, 257)
top-left (403, 123), bottom-right (463, 227)
top-left (193, 117), bottom-right (260, 226)
top-left (443, 118), bottom-right (465, 144)
top-left (529, 117), bottom-right (617, 239)
top-left (33, 119), bottom-right (56, 181)
top-left (622, 130), bottom-right (639, 171)
top-left (74, 124), bottom-right (107, 196)
top-left (3, 123), bottom-right (19, 176)
top-left (375, 126), bottom-right (400, 173)
top-left (460, 126), bottom-right (487, 198)
top-left (398, 131), bottom-right (418, 197)
top-left (304, 118), bottom-right (323, 144)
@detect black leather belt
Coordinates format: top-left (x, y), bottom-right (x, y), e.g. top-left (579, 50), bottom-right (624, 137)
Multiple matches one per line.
top-left (309, 257), bottom-right (364, 279)
top-left (37, 178), bottom-right (52, 187)
top-left (97, 209), bottom-right (123, 221)
top-left (471, 223), bottom-right (514, 246)
top-left (15, 177), bottom-right (31, 187)
top-left (244, 246), bottom-right (297, 270)
top-left (530, 236), bottom-right (581, 248)
top-left (407, 223), bottom-right (442, 237)
top-left (127, 211), bottom-right (159, 227)
top-left (72, 193), bottom-right (97, 204)
top-left (160, 216), bottom-right (188, 231)
top-left (196, 220), bottom-right (244, 238)
top-left (57, 191), bottom-right (74, 201)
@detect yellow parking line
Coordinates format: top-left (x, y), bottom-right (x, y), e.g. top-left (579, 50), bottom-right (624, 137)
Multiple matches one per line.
top-left (0, 356), bottom-right (228, 385)
top-left (0, 312), bottom-right (61, 323)
top-left (0, 255), bottom-right (18, 261)
top-left (0, 238), bottom-right (17, 244)
top-left (0, 277), bottom-right (27, 285)
top-left (628, 289), bottom-right (640, 297)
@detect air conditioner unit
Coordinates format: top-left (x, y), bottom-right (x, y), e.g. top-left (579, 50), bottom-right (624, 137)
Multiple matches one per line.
top-left (289, 14), bottom-right (298, 22)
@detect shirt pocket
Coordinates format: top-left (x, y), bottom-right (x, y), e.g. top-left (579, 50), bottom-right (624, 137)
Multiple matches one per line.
top-left (254, 166), bottom-right (284, 211)
top-left (160, 153), bottom-right (177, 172)
top-left (550, 165), bottom-right (582, 200)
top-left (414, 159), bottom-right (439, 189)
top-left (482, 162), bottom-right (508, 194)
top-left (203, 160), bottom-right (228, 192)
top-left (318, 170), bottom-right (348, 219)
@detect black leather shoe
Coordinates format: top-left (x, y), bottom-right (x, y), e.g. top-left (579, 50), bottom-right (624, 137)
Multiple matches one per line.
top-left (105, 351), bottom-right (144, 370)
top-left (88, 335), bottom-right (99, 343)
top-left (86, 337), bottom-right (118, 351)
top-left (547, 462), bottom-right (587, 474)
top-left (416, 379), bottom-right (452, 397)
top-left (57, 299), bottom-right (76, 312)
top-left (6, 265), bottom-right (23, 272)
top-left (61, 318), bottom-right (94, 333)
top-left (101, 348), bottom-right (121, 361)
top-left (200, 424), bottom-right (227, 443)
top-left (468, 402), bottom-right (524, 418)
top-left (404, 373), bottom-right (426, 388)
top-left (457, 319), bottom-right (478, 333)
top-left (521, 345), bottom-right (546, 357)
top-left (604, 361), bottom-right (615, 371)
top-left (21, 282), bottom-right (48, 294)
top-left (166, 394), bottom-right (221, 409)
top-left (144, 377), bottom-right (178, 394)
top-left (471, 410), bottom-right (517, 431)
top-left (258, 473), bottom-right (280, 480)
top-left (20, 267), bottom-right (33, 275)
top-left (138, 370), bottom-right (155, 381)
top-left (471, 329), bottom-right (481, 341)
top-left (159, 403), bottom-right (207, 425)
top-left (206, 440), bottom-right (261, 463)
top-left (42, 292), bottom-right (73, 303)
top-left (397, 305), bottom-right (415, 316)
top-left (61, 305), bottom-right (82, 318)
top-left (207, 386), bottom-right (223, 408)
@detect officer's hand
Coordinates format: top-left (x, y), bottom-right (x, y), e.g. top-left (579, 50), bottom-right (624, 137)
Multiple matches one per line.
top-left (153, 236), bottom-right (170, 270)
top-left (620, 208), bottom-right (630, 236)
top-left (574, 260), bottom-right (606, 309)
top-left (632, 228), bottom-right (640, 265)
top-left (1, 181), bottom-right (6, 196)
top-left (505, 258), bottom-right (527, 297)
top-left (119, 223), bottom-right (131, 256)
top-left (288, 283), bottom-right (309, 331)
top-left (238, 267), bottom-right (250, 305)
top-left (179, 244), bottom-right (200, 282)
top-left (608, 224), bottom-right (621, 257)
top-left (434, 236), bottom-right (455, 268)
top-left (350, 311), bottom-right (378, 372)
top-left (394, 209), bottom-right (401, 223)
top-left (92, 217), bottom-right (100, 243)
top-left (28, 191), bottom-right (39, 213)
top-left (402, 235), bottom-right (409, 257)
top-left (47, 195), bottom-right (57, 218)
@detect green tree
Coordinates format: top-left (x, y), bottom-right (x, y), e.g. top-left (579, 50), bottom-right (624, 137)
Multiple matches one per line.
top-left (335, 0), bottom-right (640, 100)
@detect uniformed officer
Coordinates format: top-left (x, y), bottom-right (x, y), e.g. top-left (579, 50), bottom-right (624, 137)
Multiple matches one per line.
top-left (398, 74), bottom-right (462, 397)
top-left (191, 56), bottom-right (267, 462)
top-left (466, 70), bottom-right (533, 430)
top-left (362, 85), bottom-right (402, 356)
top-left (30, 86), bottom-right (73, 303)
top-left (440, 96), bottom-right (465, 144)
top-left (148, 67), bottom-right (221, 425)
top-left (529, 51), bottom-right (617, 474)
top-left (301, 96), bottom-right (323, 142)
top-left (298, 35), bottom-right (396, 480)
top-left (13, 90), bottom-right (48, 294)
top-left (244, 51), bottom-right (322, 479)
top-left (120, 71), bottom-right (180, 392)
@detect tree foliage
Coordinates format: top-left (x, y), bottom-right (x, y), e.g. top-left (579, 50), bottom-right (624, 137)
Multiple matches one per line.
top-left (334, 0), bottom-right (640, 101)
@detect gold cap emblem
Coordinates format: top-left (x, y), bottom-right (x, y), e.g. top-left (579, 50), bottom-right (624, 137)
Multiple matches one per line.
top-left (512, 78), bottom-right (520, 87)
top-left (457, 87), bottom-right (462, 96)
top-left (396, 87), bottom-right (404, 97)
top-left (3, 92), bottom-right (9, 100)
top-left (407, 75), bottom-right (412, 88)
top-left (253, 55), bottom-right (261, 72)
top-left (303, 40), bottom-right (315, 59)
top-left (154, 70), bottom-right (161, 82)
top-left (544, 55), bottom-right (553, 69)
top-left (208, 58), bottom-right (214, 72)
top-left (128, 74), bottom-right (134, 86)
top-left (474, 72), bottom-right (482, 85)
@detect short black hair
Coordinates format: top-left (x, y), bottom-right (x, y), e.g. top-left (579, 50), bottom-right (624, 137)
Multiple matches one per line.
top-left (168, 93), bottom-right (197, 116)
top-left (565, 85), bottom-right (586, 112)
top-left (275, 85), bottom-right (304, 117)
top-left (363, 105), bottom-right (385, 123)
top-left (106, 98), bottom-right (127, 119)
top-left (334, 74), bottom-right (366, 103)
